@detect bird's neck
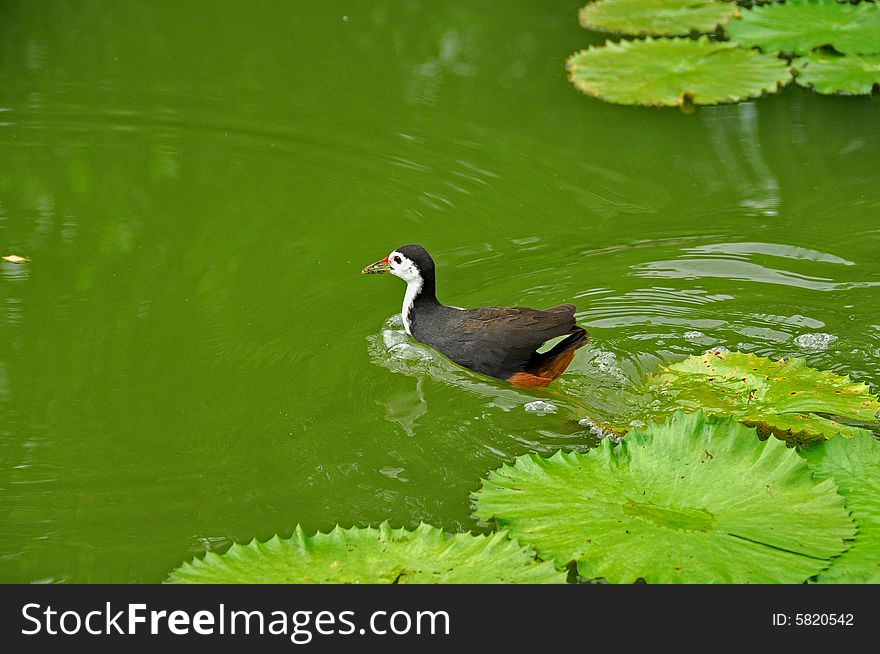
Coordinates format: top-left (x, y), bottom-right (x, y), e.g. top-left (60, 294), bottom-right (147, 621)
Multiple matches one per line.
top-left (402, 274), bottom-right (438, 335)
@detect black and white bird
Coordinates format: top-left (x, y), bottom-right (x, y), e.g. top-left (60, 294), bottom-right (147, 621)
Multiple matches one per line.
top-left (362, 244), bottom-right (588, 386)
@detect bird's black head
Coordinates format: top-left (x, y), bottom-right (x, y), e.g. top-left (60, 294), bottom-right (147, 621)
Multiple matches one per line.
top-left (360, 243), bottom-right (438, 301)
top-left (394, 244), bottom-right (435, 279)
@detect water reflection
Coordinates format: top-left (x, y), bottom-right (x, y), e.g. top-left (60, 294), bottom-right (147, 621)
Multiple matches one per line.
top-left (702, 103), bottom-right (779, 218)
top-left (1, 264), bottom-right (30, 284)
top-left (378, 378), bottom-right (427, 437)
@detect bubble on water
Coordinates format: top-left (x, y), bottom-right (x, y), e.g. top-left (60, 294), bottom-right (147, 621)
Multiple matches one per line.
top-left (793, 333), bottom-right (838, 352)
top-left (684, 330), bottom-right (716, 346)
top-left (578, 417), bottom-right (620, 442)
top-left (524, 400), bottom-right (557, 415)
top-left (590, 350), bottom-right (628, 383)
top-left (629, 419), bottom-right (647, 430)
top-left (193, 536), bottom-right (231, 553)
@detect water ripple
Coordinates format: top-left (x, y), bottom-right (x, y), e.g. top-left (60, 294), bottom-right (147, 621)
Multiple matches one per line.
top-left (580, 287), bottom-right (732, 329)
top-left (684, 242), bottom-right (855, 265)
top-left (635, 241), bottom-right (879, 291)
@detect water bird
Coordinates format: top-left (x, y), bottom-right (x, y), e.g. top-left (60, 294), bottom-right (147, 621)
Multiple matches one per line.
top-left (362, 244), bottom-right (588, 386)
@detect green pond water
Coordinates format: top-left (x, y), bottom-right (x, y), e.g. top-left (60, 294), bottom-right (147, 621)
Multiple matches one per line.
top-left (1, 1), bottom-right (879, 583)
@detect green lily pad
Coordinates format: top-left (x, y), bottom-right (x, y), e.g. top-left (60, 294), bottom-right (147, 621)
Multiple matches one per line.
top-left (644, 351), bottom-right (880, 444)
top-left (566, 37), bottom-right (791, 106)
top-left (727, 0), bottom-right (880, 55)
top-left (474, 411), bottom-right (855, 584)
top-left (801, 434), bottom-right (880, 583)
top-left (794, 52), bottom-right (880, 94)
top-left (578, 0), bottom-right (740, 36)
top-left (166, 522), bottom-right (564, 584)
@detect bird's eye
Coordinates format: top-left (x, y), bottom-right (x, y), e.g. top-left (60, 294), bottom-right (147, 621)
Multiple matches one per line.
top-left (392, 256), bottom-right (402, 265)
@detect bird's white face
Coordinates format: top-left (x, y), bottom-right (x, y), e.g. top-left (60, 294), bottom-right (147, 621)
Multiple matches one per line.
top-left (387, 251), bottom-right (423, 336)
top-left (387, 251), bottom-right (422, 285)
top-left (361, 248), bottom-right (429, 336)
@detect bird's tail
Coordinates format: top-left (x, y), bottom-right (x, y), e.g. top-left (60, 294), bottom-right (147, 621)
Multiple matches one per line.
top-left (509, 327), bottom-right (589, 386)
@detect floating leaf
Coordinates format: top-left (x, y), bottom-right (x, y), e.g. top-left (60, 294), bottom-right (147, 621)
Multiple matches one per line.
top-left (2, 254), bottom-right (30, 264)
top-left (566, 37), bottom-right (790, 106)
top-left (644, 351), bottom-right (880, 444)
top-left (579, 0), bottom-right (740, 36)
top-left (166, 522), bottom-right (564, 584)
top-left (727, 0), bottom-right (880, 55)
top-left (794, 52), bottom-right (880, 94)
top-left (474, 411), bottom-right (855, 583)
top-left (801, 434), bottom-right (880, 583)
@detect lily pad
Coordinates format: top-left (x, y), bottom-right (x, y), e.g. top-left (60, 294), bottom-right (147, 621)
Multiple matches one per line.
top-left (727, 0), bottom-right (880, 55)
top-left (566, 37), bottom-right (791, 106)
top-left (579, 0), bottom-right (740, 36)
top-left (794, 52), bottom-right (880, 95)
top-left (645, 351), bottom-right (880, 444)
top-left (801, 434), bottom-right (880, 583)
top-left (166, 522), bottom-right (564, 584)
top-left (474, 411), bottom-right (855, 583)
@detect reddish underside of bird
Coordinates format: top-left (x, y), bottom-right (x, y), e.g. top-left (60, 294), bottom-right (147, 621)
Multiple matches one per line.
top-left (506, 346), bottom-right (581, 387)
top-left (362, 244), bottom-right (588, 386)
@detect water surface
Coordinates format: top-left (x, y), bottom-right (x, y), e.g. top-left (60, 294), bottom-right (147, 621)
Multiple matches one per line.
top-left (1, 1), bottom-right (879, 582)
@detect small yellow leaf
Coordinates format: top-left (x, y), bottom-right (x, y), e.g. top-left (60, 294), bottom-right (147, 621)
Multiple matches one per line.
top-left (2, 254), bottom-right (30, 264)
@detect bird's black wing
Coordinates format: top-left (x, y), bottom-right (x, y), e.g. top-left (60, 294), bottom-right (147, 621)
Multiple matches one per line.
top-left (429, 304), bottom-right (578, 379)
